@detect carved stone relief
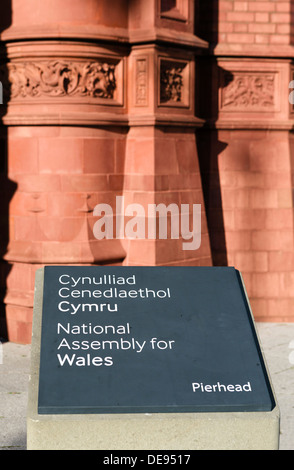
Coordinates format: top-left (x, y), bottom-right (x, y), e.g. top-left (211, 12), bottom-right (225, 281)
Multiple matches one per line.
top-left (1, 60), bottom-right (117, 100)
top-left (221, 71), bottom-right (276, 111)
top-left (289, 68), bottom-right (294, 116)
top-left (135, 58), bottom-right (148, 106)
top-left (159, 59), bottom-right (188, 106)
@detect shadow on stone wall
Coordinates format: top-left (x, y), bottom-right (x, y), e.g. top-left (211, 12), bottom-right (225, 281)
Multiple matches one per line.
top-left (195, 0), bottom-right (230, 266)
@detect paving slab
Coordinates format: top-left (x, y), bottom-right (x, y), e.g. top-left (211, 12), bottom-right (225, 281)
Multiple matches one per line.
top-left (256, 323), bottom-right (294, 450)
top-left (0, 342), bottom-right (30, 450)
top-left (0, 322), bottom-right (294, 450)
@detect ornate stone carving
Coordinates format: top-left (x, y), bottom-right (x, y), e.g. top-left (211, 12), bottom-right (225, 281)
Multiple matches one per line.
top-left (2, 60), bottom-right (117, 99)
top-left (160, 62), bottom-right (184, 103)
top-left (221, 72), bottom-right (276, 111)
top-left (135, 58), bottom-right (148, 106)
top-left (289, 68), bottom-right (294, 116)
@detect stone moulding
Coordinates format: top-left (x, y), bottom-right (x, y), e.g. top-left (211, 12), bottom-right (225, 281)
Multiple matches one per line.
top-left (0, 39), bottom-right (126, 112)
top-left (214, 59), bottom-right (293, 130)
top-left (0, 39), bottom-right (204, 127)
top-left (0, 45), bottom-right (126, 125)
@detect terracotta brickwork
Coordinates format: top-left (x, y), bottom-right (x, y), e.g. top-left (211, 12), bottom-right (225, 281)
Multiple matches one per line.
top-left (207, 0), bottom-right (294, 320)
top-left (218, 0), bottom-right (292, 47)
top-left (0, 0), bottom-right (293, 343)
top-left (197, 0), bottom-right (294, 322)
top-left (215, 129), bottom-right (293, 321)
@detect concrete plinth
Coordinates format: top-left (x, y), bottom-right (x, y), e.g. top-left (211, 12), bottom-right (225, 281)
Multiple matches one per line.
top-left (27, 269), bottom-right (280, 450)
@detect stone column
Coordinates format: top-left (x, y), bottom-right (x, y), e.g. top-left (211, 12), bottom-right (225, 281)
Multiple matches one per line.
top-left (0, 0), bottom-right (212, 343)
top-left (0, 0), bottom-right (129, 343)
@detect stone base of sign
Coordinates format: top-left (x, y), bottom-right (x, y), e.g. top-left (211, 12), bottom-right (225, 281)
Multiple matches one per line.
top-left (27, 268), bottom-right (280, 450)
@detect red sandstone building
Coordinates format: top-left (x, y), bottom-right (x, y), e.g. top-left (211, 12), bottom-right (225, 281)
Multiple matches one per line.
top-left (0, 0), bottom-right (293, 344)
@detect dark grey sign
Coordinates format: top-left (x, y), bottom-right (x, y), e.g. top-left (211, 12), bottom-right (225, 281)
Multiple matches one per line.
top-left (38, 266), bottom-right (275, 414)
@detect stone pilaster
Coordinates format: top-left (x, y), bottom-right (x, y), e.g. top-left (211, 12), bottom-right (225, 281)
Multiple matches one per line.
top-left (123, 0), bottom-right (212, 266)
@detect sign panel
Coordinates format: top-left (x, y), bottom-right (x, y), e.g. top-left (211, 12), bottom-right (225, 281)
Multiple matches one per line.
top-left (38, 266), bottom-right (275, 414)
